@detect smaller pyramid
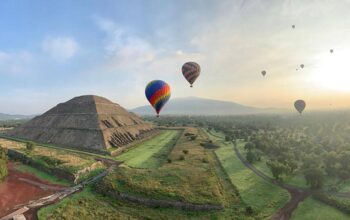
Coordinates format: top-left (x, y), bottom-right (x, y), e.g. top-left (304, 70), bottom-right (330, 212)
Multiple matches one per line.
top-left (7, 95), bottom-right (154, 153)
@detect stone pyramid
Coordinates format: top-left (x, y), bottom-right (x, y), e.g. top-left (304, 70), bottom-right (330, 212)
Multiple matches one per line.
top-left (7, 95), bottom-right (154, 153)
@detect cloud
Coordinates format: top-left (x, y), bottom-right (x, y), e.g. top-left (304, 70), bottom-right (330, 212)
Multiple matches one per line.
top-left (42, 36), bottom-right (79, 61)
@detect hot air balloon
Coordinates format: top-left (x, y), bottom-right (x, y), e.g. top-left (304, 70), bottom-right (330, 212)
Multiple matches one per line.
top-left (330, 49), bottom-right (334, 53)
top-left (292, 25), bottom-right (295, 29)
top-left (145, 80), bottom-right (171, 117)
top-left (300, 64), bottom-right (304, 69)
top-left (182, 62), bottom-right (201, 87)
top-left (294, 100), bottom-right (306, 114)
top-left (261, 70), bottom-right (266, 77)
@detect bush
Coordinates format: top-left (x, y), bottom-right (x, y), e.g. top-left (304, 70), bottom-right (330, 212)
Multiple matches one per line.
top-left (26, 141), bottom-right (35, 151)
top-left (202, 158), bottom-right (209, 163)
top-left (190, 135), bottom-right (197, 141)
top-left (179, 155), bottom-right (185, 161)
top-left (183, 150), bottom-right (189, 154)
top-left (167, 158), bottom-right (172, 163)
top-left (313, 193), bottom-right (350, 214)
top-left (246, 206), bottom-right (254, 215)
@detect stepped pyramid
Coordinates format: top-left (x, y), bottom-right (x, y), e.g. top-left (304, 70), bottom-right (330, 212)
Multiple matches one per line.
top-left (7, 95), bottom-right (155, 153)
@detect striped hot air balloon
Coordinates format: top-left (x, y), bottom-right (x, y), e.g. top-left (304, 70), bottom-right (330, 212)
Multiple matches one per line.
top-left (145, 80), bottom-right (171, 117)
top-left (182, 62), bottom-right (201, 87)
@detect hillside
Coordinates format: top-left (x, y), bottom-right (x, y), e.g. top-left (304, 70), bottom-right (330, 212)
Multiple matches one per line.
top-left (132, 97), bottom-right (282, 116)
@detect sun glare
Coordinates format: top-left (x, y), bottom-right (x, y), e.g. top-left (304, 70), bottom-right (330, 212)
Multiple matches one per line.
top-left (309, 49), bottom-right (350, 92)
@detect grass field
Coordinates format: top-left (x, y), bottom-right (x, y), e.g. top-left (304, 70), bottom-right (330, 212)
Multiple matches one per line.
top-left (0, 138), bottom-right (97, 174)
top-left (40, 127), bottom-right (249, 219)
top-left (116, 130), bottom-right (182, 168)
top-left (39, 185), bottom-right (245, 220)
top-left (207, 130), bottom-right (290, 219)
top-left (291, 197), bottom-right (350, 220)
top-left (96, 127), bottom-right (240, 207)
top-left (14, 163), bottom-right (71, 186)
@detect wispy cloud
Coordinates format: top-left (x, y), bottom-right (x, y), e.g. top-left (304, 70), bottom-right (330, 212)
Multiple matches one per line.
top-left (0, 50), bottom-right (32, 75)
top-left (42, 36), bottom-right (79, 61)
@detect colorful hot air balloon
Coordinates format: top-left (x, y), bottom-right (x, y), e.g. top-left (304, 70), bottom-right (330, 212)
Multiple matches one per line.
top-left (261, 70), bottom-right (266, 77)
top-left (294, 100), bottom-right (306, 114)
top-left (145, 80), bottom-right (171, 117)
top-left (182, 62), bottom-right (201, 87)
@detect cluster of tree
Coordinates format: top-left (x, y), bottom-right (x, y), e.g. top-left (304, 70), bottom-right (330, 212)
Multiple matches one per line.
top-left (0, 144), bottom-right (8, 181)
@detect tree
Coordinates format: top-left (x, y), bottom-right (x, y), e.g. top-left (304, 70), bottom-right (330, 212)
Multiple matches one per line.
top-left (266, 160), bottom-right (288, 180)
top-left (303, 167), bottom-right (324, 189)
top-left (0, 145), bottom-right (8, 181)
top-left (244, 142), bottom-right (255, 151)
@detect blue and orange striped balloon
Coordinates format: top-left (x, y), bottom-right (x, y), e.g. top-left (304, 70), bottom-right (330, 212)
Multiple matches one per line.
top-left (145, 80), bottom-right (171, 117)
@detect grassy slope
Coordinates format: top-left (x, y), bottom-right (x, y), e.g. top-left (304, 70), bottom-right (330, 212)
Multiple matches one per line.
top-left (38, 186), bottom-right (239, 220)
top-left (99, 128), bottom-right (231, 205)
top-left (14, 163), bottom-right (71, 186)
top-left (207, 130), bottom-right (290, 219)
top-left (291, 197), bottom-right (349, 220)
top-left (116, 130), bottom-right (181, 168)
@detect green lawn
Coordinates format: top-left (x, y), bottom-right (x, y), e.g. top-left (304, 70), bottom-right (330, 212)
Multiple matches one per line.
top-left (291, 197), bottom-right (350, 220)
top-left (116, 130), bottom-right (181, 168)
top-left (14, 163), bottom-right (71, 186)
top-left (206, 130), bottom-right (289, 219)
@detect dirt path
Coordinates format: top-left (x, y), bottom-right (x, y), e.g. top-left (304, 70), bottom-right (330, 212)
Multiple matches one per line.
top-left (0, 162), bottom-right (66, 218)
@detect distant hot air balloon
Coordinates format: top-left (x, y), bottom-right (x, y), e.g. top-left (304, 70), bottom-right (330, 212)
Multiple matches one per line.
top-left (145, 80), bottom-right (171, 117)
top-left (294, 100), bottom-right (306, 114)
top-left (261, 70), bottom-right (266, 77)
top-left (330, 49), bottom-right (334, 53)
top-left (182, 62), bottom-right (201, 87)
top-left (300, 64), bottom-right (304, 69)
top-left (292, 25), bottom-right (295, 29)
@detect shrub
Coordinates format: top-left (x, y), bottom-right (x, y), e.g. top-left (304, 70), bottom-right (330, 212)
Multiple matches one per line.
top-left (167, 158), bottom-right (172, 163)
top-left (246, 206), bottom-right (254, 215)
top-left (179, 155), bottom-right (185, 161)
top-left (202, 158), bottom-right (209, 163)
top-left (26, 141), bottom-right (35, 151)
top-left (183, 150), bottom-right (189, 154)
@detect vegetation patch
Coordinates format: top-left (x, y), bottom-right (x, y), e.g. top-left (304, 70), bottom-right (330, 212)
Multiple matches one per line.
top-left (116, 130), bottom-right (182, 168)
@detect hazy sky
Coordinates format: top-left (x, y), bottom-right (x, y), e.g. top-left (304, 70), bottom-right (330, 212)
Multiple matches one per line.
top-left (1, 0), bottom-right (350, 114)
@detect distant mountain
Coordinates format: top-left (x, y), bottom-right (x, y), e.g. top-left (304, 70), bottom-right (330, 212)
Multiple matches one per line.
top-left (131, 97), bottom-right (285, 116)
top-left (0, 113), bottom-right (33, 121)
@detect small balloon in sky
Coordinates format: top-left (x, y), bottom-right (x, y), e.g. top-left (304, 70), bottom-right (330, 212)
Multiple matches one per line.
top-left (294, 99), bottom-right (306, 114)
top-left (145, 80), bottom-right (171, 117)
top-left (182, 62), bottom-right (201, 87)
top-left (292, 25), bottom-right (295, 29)
top-left (261, 70), bottom-right (266, 77)
top-left (330, 49), bottom-right (334, 53)
top-left (300, 64), bottom-right (304, 69)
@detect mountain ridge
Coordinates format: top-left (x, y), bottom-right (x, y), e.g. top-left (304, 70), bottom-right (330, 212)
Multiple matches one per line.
top-left (132, 96), bottom-right (285, 116)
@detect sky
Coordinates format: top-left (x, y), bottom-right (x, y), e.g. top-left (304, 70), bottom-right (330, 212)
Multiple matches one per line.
top-left (1, 0), bottom-right (350, 114)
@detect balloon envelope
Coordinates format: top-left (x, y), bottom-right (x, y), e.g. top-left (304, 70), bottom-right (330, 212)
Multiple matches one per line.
top-left (182, 62), bottom-right (201, 87)
top-left (261, 70), bottom-right (266, 76)
top-left (300, 64), bottom-right (304, 68)
top-left (294, 100), bottom-right (306, 114)
top-left (330, 49), bottom-right (334, 53)
top-left (145, 80), bottom-right (171, 116)
top-left (292, 25), bottom-right (295, 29)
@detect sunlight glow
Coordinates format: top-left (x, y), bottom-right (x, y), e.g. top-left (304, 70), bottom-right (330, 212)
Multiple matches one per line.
top-left (309, 49), bottom-right (350, 92)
